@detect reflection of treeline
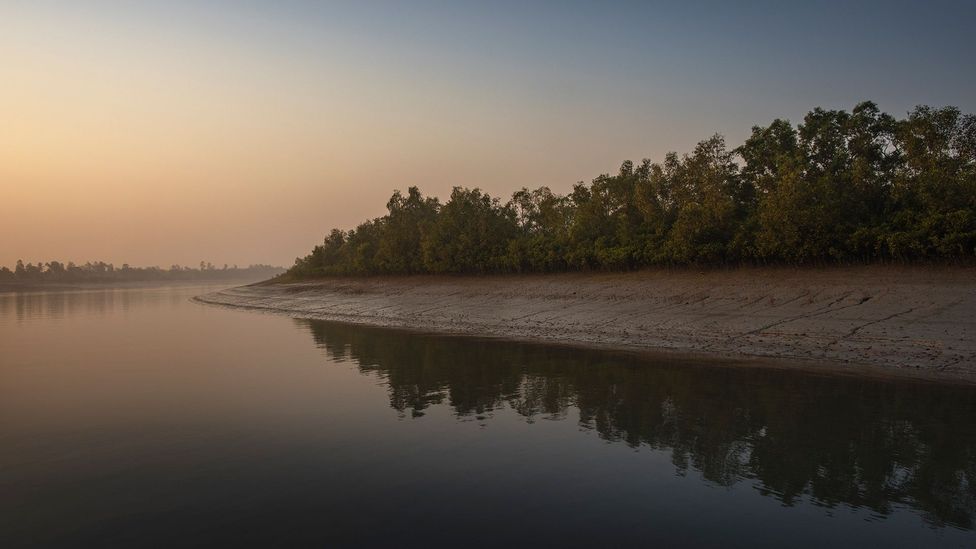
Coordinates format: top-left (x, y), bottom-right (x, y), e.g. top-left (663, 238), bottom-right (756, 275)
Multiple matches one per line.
top-left (0, 260), bottom-right (283, 284)
top-left (302, 319), bottom-right (976, 530)
top-left (0, 286), bottom-right (182, 321)
top-left (289, 102), bottom-right (975, 277)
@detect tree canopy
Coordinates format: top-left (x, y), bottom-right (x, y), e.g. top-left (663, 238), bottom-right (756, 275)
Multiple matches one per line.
top-left (288, 102), bottom-right (976, 278)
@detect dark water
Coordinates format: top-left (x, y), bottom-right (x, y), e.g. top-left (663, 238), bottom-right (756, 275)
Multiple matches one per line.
top-left (2, 286), bottom-right (975, 548)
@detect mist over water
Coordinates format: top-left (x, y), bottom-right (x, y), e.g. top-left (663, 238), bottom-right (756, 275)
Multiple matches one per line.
top-left (2, 286), bottom-right (974, 547)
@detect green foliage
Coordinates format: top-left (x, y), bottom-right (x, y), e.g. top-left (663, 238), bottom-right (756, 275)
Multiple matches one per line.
top-left (422, 187), bottom-right (516, 273)
top-left (506, 186), bottom-right (575, 271)
top-left (663, 135), bottom-right (744, 263)
top-left (376, 187), bottom-right (440, 273)
top-left (287, 102), bottom-right (976, 277)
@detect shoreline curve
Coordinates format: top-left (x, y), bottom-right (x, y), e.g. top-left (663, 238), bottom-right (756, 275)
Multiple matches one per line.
top-left (194, 266), bottom-right (976, 383)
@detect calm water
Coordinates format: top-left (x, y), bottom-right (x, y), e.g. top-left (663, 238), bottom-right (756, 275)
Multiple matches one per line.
top-left (2, 286), bottom-right (975, 548)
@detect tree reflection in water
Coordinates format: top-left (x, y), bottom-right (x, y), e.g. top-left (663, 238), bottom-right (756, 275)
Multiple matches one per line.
top-left (300, 319), bottom-right (976, 531)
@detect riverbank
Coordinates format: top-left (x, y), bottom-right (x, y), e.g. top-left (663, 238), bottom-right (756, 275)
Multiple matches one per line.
top-left (195, 266), bottom-right (976, 382)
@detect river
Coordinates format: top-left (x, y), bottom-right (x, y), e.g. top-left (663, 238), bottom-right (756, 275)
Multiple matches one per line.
top-left (1, 285), bottom-right (974, 547)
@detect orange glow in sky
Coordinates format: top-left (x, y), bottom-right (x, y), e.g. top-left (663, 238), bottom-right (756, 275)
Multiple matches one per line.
top-left (3, 2), bottom-right (973, 267)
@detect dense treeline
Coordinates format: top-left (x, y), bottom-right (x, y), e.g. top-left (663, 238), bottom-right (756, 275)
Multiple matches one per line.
top-left (289, 102), bottom-right (976, 277)
top-left (0, 260), bottom-right (283, 284)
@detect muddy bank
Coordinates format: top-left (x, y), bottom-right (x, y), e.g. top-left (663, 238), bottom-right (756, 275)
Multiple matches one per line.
top-left (195, 267), bottom-right (976, 381)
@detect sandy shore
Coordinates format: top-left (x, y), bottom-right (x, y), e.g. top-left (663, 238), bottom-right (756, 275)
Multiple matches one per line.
top-left (195, 266), bottom-right (976, 381)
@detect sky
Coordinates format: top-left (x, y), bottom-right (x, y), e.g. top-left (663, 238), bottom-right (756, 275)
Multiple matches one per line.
top-left (2, 0), bottom-right (975, 268)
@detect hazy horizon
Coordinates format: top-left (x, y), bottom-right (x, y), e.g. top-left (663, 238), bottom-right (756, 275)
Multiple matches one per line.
top-left (3, 1), bottom-right (975, 268)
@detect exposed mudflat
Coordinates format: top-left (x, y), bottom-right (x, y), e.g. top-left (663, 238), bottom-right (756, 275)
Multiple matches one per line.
top-left (195, 266), bottom-right (976, 382)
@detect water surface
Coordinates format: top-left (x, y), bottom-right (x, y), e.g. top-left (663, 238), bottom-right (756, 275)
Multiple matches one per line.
top-left (1, 286), bottom-right (974, 547)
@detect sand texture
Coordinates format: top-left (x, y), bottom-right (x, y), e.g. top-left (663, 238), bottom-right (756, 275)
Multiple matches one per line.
top-left (195, 267), bottom-right (976, 381)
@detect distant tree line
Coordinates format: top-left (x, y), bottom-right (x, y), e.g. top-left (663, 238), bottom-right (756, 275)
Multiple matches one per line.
top-left (0, 260), bottom-right (283, 284)
top-left (288, 102), bottom-right (975, 277)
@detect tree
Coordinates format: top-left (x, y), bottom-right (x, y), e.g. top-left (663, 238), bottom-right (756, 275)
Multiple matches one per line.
top-left (885, 106), bottom-right (976, 258)
top-left (282, 101), bottom-right (976, 277)
top-left (507, 186), bottom-right (575, 271)
top-left (374, 187), bottom-right (440, 274)
top-left (665, 135), bottom-right (743, 264)
top-left (422, 187), bottom-right (517, 273)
